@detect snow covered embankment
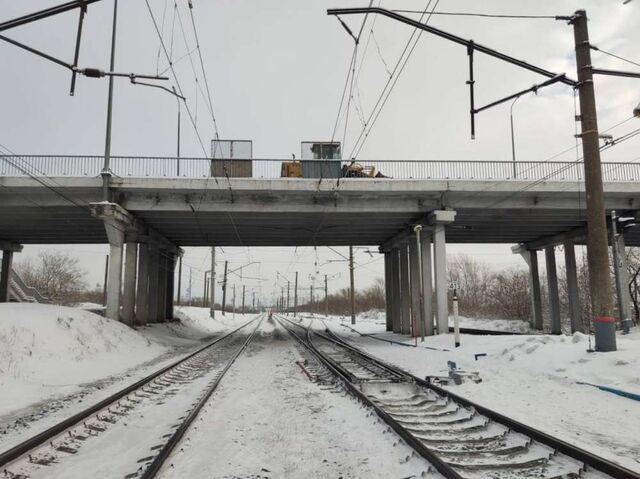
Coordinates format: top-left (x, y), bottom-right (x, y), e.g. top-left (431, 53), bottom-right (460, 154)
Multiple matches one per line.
top-left (0, 303), bottom-right (166, 416)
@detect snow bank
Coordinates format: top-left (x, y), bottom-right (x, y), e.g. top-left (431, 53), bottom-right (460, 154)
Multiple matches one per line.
top-left (0, 303), bottom-right (167, 416)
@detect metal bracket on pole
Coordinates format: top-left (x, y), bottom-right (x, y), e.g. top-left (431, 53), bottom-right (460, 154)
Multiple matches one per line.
top-left (466, 41), bottom-right (476, 140)
top-left (473, 74), bottom-right (567, 114)
top-left (69, 1), bottom-right (87, 96)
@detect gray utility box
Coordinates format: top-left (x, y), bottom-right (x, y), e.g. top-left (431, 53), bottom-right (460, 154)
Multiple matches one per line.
top-left (301, 160), bottom-right (341, 179)
top-left (300, 141), bottom-right (342, 179)
top-left (211, 159), bottom-right (252, 178)
top-left (211, 139), bottom-right (253, 178)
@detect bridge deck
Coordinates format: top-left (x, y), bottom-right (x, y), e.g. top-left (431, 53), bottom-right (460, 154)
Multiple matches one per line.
top-left (1, 177), bottom-right (639, 246)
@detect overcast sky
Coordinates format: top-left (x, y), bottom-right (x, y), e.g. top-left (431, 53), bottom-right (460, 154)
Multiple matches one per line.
top-left (1, 0), bottom-right (639, 305)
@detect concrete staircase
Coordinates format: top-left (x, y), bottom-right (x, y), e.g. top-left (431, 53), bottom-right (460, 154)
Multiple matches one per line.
top-left (9, 269), bottom-right (48, 303)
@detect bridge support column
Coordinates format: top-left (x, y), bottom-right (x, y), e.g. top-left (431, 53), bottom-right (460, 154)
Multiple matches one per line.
top-left (135, 243), bottom-right (149, 325)
top-left (399, 243), bottom-right (411, 335)
top-left (433, 223), bottom-right (449, 335)
top-left (564, 241), bottom-right (582, 333)
top-left (513, 245), bottom-right (543, 330)
top-left (105, 222), bottom-right (124, 322)
top-left (156, 251), bottom-right (168, 322)
top-left (391, 248), bottom-right (402, 333)
top-left (121, 241), bottom-right (137, 326)
top-left (545, 246), bottom-right (562, 334)
top-left (147, 246), bottom-right (160, 323)
top-left (409, 239), bottom-right (421, 337)
top-left (165, 252), bottom-right (176, 320)
top-left (384, 251), bottom-right (393, 332)
top-left (0, 242), bottom-right (21, 303)
top-left (612, 231), bottom-right (632, 331)
top-left (420, 232), bottom-right (434, 337)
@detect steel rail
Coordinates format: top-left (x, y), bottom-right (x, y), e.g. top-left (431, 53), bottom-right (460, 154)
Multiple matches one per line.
top-left (275, 315), bottom-right (464, 479)
top-left (141, 314), bottom-right (265, 478)
top-left (279, 315), bottom-right (640, 479)
top-left (0, 315), bottom-right (261, 469)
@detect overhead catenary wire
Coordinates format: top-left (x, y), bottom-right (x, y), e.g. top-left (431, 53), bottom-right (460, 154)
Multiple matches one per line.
top-left (590, 45), bottom-right (640, 69)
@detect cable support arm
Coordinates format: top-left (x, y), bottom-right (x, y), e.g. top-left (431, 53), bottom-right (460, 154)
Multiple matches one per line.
top-left (326, 7), bottom-right (577, 87)
top-left (474, 73), bottom-right (567, 113)
top-left (591, 68), bottom-right (640, 79)
top-left (0, 0), bottom-right (103, 32)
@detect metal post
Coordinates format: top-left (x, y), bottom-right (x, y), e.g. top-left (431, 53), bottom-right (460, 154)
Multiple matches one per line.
top-left (203, 272), bottom-right (208, 308)
top-left (294, 271), bottom-right (298, 317)
top-left (453, 289), bottom-right (460, 347)
top-left (349, 245), bottom-right (356, 325)
top-left (188, 266), bottom-right (192, 306)
top-left (242, 284), bottom-right (245, 314)
top-left (287, 280), bottom-right (290, 312)
top-left (310, 284), bottom-right (314, 313)
top-left (571, 10), bottom-right (616, 351)
top-left (325, 274), bottom-right (329, 318)
top-left (176, 97), bottom-right (181, 176)
top-left (101, 0), bottom-right (118, 201)
top-left (210, 247), bottom-right (215, 318)
top-left (221, 260), bottom-right (228, 315)
top-left (252, 291), bottom-right (256, 311)
top-left (232, 283), bottom-right (236, 320)
top-left (510, 96), bottom-right (519, 178)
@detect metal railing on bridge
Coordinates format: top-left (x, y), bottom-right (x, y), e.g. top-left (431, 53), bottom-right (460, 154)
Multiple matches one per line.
top-left (1, 155), bottom-right (639, 182)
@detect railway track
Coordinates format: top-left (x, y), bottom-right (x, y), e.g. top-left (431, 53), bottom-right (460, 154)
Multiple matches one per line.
top-left (0, 314), bottom-right (264, 479)
top-left (277, 314), bottom-right (639, 479)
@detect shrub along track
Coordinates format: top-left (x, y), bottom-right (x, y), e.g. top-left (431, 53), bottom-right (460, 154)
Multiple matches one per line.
top-left (0, 314), bottom-right (264, 479)
top-left (276, 314), bottom-right (639, 479)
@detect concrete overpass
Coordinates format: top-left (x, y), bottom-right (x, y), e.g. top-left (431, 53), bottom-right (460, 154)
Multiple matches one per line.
top-left (1, 155), bottom-right (639, 339)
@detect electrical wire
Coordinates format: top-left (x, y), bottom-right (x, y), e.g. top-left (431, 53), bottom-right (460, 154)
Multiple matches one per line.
top-left (590, 45), bottom-right (640, 69)
top-left (347, 0), bottom-right (439, 160)
top-left (391, 10), bottom-right (562, 19)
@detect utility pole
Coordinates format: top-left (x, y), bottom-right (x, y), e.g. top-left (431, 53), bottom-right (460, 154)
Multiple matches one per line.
top-left (101, 0), bottom-right (118, 201)
top-left (210, 247), bottom-right (215, 318)
top-left (294, 271), bottom-right (298, 317)
top-left (253, 291), bottom-right (256, 311)
top-left (221, 260), bottom-right (228, 316)
top-left (281, 286), bottom-right (284, 312)
top-left (310, 283), bottom-right (314, 314)
top-left (177, 255), bottom-right (182, 304)
top-left (188, 267), bottom-right (192, 306)
top-left (325, 274), bottom-right (328, 317)
top-left (176, 91), bottom-right (181, 176)
top-left (287, 280), bottom-right (290, 313)
top-left (349, 245), bottom-right (356, 325)
top-left (232, 284), bottom-right (236, 319)
top-left (572, 10), bottom-right (616, 351)
top-left (242, 284), bottom-right (246, 314)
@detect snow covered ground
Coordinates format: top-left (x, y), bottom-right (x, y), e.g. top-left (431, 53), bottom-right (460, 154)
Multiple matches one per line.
top-left (0, 303), bottom-right (250, 451)
top-left (305, 311), bottom-right (640, 473)
top-left (157, 317), bottom-right (438, 478)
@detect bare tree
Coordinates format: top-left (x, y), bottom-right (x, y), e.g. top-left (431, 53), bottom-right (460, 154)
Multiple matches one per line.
top-left (16, 251), bottom-right (87, 305)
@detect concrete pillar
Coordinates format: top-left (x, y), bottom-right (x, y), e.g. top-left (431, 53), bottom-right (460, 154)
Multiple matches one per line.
top-left (0, 249), bottom-right (14, 302)
top-left (156, 251), bottom-right (168, 322)
top-left (399, 244), bottom-right (411, 335)
top-left (391, 248), bottom-right (402, 333)
top-left (613, 232), bottom-right (633, 330)
top-left (121, 241), bottom-right (138, 326)
top-left (384, 251), bottom-right (393, 332)
top-left (515, 247), bottom-right (544, 330)
top-left (105, 222), bottom-right (124, 322)
top-left (420, 232), bottom-right (434, 336)
top-left (135, 243), bottom-right (149, 325)
top-left (564, 241), bottom-right (582, 333)
top-left (409, 239), bottom-right (421, 337)
top-left (545, 245), bottom-right (561, 334)
top-left (433, 223), bottom-right (449, 334)
top-left (165, 253), bottom-right (175, 320)
top-left (147, 246), bottom-right (159, 323)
